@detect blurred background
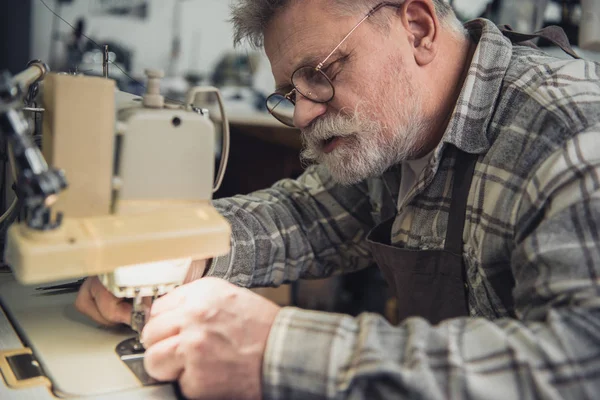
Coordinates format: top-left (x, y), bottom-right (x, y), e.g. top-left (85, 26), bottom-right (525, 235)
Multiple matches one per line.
top-left (1, 0), bottom-right (599, 320)
top-left (3, 1), bottom-right (599, 102)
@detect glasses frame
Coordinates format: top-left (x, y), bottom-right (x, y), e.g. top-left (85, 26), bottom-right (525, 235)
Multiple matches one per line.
top-left (266, 2), bottom-right (405, 126)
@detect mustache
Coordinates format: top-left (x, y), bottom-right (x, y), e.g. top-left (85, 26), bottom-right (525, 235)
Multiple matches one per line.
top-left (301, 109), bottom-right (380, 143)
top-left (300, 110), bottom-right (381, 163)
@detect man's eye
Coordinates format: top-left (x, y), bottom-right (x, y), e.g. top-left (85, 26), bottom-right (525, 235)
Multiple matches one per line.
top-left (323, 65), bottom-right (336, 77)
top-left (323, 61), bottom-right (344, 82)
top-left (323, 55), bottom-right (350, 82)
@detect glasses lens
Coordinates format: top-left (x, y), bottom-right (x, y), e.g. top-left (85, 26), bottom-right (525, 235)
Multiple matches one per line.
top-left (266, 93), bottom-right (295, 127)
top-left (292, 67), bottom-right (334, 103)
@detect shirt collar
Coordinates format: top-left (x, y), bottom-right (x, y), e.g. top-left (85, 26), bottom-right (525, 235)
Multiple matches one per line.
top-left (438, 19), bottom-right (514, 155)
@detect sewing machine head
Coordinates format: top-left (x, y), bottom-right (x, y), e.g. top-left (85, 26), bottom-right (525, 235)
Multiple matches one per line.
top-left (3, 68), bottom-right (231, 316)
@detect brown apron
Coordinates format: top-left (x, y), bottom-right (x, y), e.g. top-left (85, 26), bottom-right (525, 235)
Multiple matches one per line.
top-left (497, 24), bottom-right (580, 59)
top-left (367, 151), bottom-right (478, 325)
top-left (365, 25), bottom-right (578, 325)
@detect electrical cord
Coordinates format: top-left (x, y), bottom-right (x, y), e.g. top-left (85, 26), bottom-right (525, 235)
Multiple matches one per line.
top-left (7, 144), bottom-right (18, 185)
top-left (0, 199), bottom-right (18, 225)
top-left (0, 140), bottom-right (6, 216)
top-left (0, 144), bottom-right (19, 225)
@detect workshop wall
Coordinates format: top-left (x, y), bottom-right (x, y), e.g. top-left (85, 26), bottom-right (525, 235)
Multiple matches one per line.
top-left (31, 0), bottom-right (253, 80)
top-left (33, 0), bottom-right (570, 96)
top-left (29, 1), bottom-right (500, 89)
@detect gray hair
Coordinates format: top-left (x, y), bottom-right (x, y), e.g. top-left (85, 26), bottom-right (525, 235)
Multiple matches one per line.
top-left (230, 0), bottom-right (466, 47)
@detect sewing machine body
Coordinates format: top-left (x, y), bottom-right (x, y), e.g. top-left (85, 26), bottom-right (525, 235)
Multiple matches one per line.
top-left (0, 70), bottom-right (230, 397)
top-left (6, 73), bottom-right (230, 295)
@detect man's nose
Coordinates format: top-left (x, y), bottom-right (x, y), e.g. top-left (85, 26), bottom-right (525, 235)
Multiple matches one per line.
top-left (293, 95), bottom-right (327, 129)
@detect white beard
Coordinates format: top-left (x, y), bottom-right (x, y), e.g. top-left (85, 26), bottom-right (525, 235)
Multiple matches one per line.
top-left (300, 86), bottom-right (428, 186)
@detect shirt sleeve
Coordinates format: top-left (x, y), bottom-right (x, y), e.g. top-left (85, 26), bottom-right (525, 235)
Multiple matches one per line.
top-left (261, 128), bottom-right (600, 400)
top-left (203, 164), bottom-right (375, 288)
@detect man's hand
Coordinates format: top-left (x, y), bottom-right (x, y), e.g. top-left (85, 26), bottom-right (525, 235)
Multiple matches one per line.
top-left (142, 277), bottom-right (281, 400)
top-left (74, 259), bottom-right (208, 326)
top-left (74, 276), bottom-right (132, 326)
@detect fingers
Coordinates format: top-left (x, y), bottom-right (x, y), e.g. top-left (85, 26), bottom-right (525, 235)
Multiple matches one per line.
top-left (141, 309), bottom-right (183, 348)
top-left (141, 279), bottom-right (275, 400)
top-left (150, 277), bottom-right (228, 318)
top-left (150, 286), bottom-right (188, 318)
top-left (144, 334), bottom-right (183, 382)
top-left (74, 277), bottom-right (132, 326)
top-left (75, 278), bottom-right (114, 326)
top-left (178, 367), bottom-right (208, 400)
top-left (90, 281), bottom-right (131, 325)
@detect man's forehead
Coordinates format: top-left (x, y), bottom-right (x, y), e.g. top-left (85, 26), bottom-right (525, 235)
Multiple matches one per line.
top-left (272, 45), bottom-right (331, 73)
top-left (266, 19), bottom-right (329, 63)
top-left (264, 3), bottom-right (350, 81)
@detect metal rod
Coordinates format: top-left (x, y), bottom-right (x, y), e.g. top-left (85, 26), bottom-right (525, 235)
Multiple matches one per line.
top-left (12, 62), bottom-right (48, 91)
top-left (22, 107), bottom-right (45, 113)
top-left (131, 289), bottom-right (146, 351)
top-left (103, 45), bottom-right (109, 78)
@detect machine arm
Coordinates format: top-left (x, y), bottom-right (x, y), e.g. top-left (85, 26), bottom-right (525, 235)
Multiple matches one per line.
top-left (0, 62), bottom-right (67, 230)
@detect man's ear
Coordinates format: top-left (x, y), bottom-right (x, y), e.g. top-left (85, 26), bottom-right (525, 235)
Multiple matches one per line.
top-left (401, 0), bottom-right (438, 66)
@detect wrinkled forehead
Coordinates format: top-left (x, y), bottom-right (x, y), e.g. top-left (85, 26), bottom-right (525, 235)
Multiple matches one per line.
top-left (263, 1), bottom-right (355, 79)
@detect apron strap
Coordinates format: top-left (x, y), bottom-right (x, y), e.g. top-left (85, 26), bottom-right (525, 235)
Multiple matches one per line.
top-left (498, 24), bottom-right (581, 59)
top-left (444, 151), bottom-right (479, 254)
top-left (444, 150), bottom-right (517, 317)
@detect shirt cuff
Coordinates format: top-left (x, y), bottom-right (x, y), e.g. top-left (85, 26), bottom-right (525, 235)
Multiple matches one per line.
top-left (204, 251), bottom-right (232, 279)
top-left (262, 307), bottom-right (356, 400)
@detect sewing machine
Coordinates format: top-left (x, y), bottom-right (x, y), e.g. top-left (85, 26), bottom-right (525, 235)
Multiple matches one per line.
top-left (0, 62), bottom-right (231, 398)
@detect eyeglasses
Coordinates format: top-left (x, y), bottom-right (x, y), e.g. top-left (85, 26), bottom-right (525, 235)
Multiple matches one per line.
top-left (265, 2), bottom-right (404, 127)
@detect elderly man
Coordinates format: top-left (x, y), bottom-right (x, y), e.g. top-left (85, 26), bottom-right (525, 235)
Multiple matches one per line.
top-left (76, 0), bottom-right (600, 399)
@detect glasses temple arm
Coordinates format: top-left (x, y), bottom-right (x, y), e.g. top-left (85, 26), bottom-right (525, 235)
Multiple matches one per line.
top-left (316, 14), bottom-right (371, 70)
top-left (316, 2), bottom-right (403, 70)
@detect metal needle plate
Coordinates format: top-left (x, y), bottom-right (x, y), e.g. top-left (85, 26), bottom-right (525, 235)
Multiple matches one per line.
top-left (116, 337), bottom-right (159, 387)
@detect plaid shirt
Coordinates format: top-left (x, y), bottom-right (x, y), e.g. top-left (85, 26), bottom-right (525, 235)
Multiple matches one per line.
top-left (209, 19), bottom-right (600, 399)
